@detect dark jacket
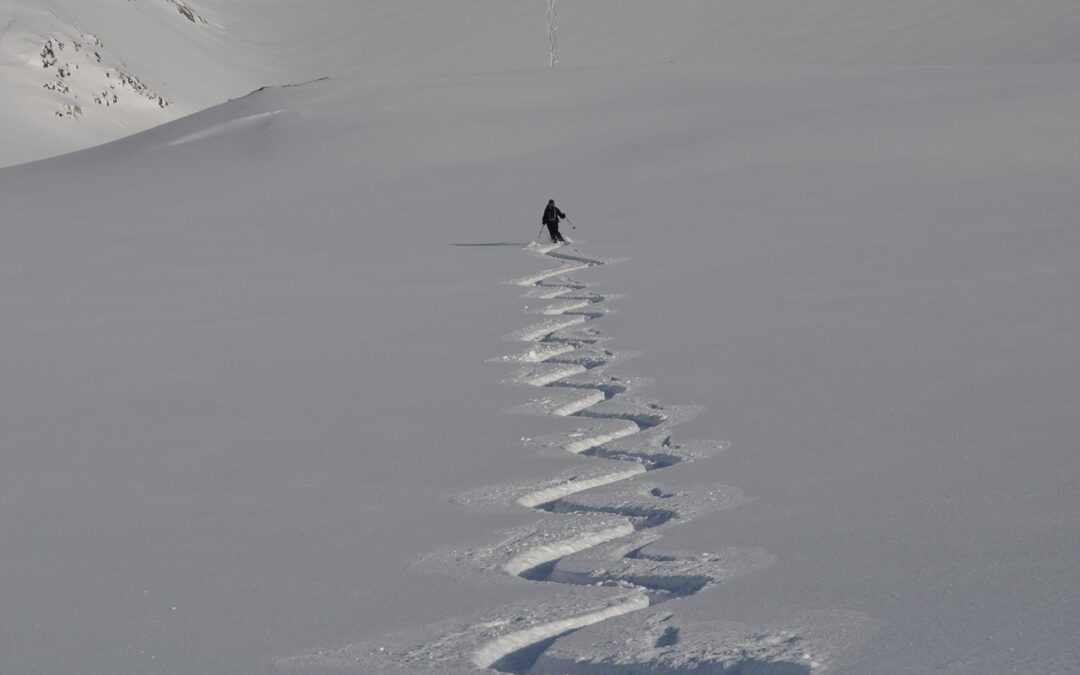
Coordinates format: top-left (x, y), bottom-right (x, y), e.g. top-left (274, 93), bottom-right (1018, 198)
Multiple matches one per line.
top-left (542, 204), bottom-right (566, 224)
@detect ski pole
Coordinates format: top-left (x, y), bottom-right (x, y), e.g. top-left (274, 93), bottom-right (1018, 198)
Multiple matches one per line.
top-left (566, 217), bottom-right (575, 230)
top-left (537, 223), bottom-right (547, 240)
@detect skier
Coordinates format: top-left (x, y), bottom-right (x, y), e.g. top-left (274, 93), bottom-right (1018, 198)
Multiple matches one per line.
top-left (542, 199), bottom-right (568, 244)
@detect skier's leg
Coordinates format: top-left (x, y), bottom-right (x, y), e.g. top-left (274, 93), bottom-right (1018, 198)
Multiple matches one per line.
top-left (546, 222), bottom-right (559, 243)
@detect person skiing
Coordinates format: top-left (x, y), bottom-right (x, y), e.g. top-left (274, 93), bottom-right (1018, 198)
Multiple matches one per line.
top-left (542, 199), bottom-right (568, 243)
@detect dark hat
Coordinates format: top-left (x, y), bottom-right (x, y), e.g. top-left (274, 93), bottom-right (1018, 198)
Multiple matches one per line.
top-left (548, 199), bottom-right (555, 204)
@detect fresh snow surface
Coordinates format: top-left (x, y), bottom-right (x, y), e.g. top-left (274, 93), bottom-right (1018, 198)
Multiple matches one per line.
top-left (3, 2), bottom-right (1080, 675)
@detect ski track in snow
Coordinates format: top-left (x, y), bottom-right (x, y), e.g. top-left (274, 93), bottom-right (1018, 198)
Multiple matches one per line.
top-left (465, 242), bottom-right (793, 673)
top-left (278, 242), bottom-right (831, 674)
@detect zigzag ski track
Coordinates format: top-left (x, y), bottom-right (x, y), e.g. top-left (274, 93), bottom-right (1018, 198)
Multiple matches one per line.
top-left (277, 242), bottom-right (868, 674)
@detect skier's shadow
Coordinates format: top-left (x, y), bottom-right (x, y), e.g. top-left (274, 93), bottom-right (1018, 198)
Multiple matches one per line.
top-left (451, 242), bottom-right (531, 247)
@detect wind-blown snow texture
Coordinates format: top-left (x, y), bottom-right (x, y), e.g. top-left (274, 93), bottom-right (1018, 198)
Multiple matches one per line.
top-left (2, 2), bottom-right (1080, 675)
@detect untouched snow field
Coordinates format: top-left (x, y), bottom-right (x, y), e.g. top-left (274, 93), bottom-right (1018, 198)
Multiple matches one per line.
top-left (3, 2), bottom-right (1080, 674)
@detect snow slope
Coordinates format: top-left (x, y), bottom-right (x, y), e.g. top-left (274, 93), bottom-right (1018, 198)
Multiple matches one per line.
top-left (2, 3), bottom-right (1080, 675)
top-left (5, 0), bottom-right (1080, 167)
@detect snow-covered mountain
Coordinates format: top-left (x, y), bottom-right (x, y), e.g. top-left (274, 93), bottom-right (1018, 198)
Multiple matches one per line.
top-left (0, 0), bottom-right (271, 166)
top-left (2, 3), bottom-right (1080, 675)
